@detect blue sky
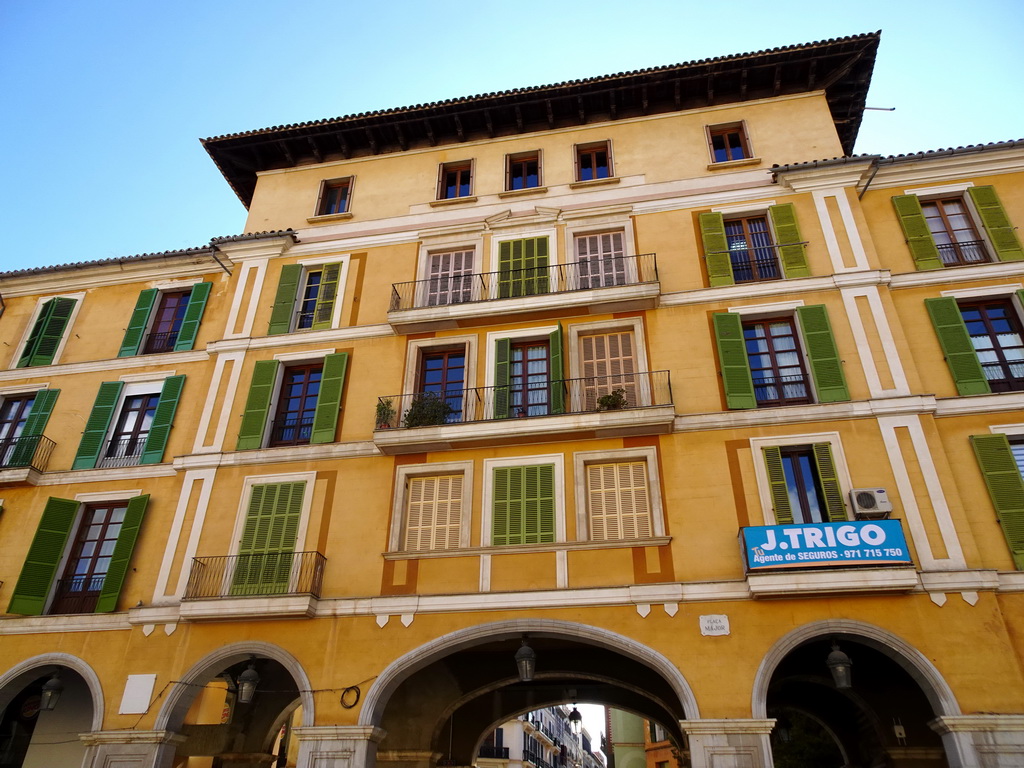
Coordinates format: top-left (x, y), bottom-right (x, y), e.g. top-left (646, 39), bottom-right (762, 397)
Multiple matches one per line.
top-left (1, 0), bottom-right (1021, 274)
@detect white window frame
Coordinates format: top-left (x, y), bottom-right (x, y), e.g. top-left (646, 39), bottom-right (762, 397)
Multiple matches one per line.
top-left (488, 227), bottom-right (559, 274)
top-left (256, 348), bottom-right (337, 449)
top-left (903, 183), bottom-right (998, 265)
top-left (483, 325), bottom-right (558, 389)
top-left (481, 454), bottom-right (566, 546)
top-left (748, 432), bottom-right (853, 526)
top-left (417, 246), bottom-right (478, 307)
top-left (10, 292), bottom-right (86, 370)
top-left (229, 472), bottom-right (318, 558)
top-left (388, 459), bottom-right (474, 552)
top-left (97, 378), bottom-right (171, 468)
top-left (573, 446), bottom-right (664, 541)
top-left (566, 317), bottom-right (650, 379)
top-left (402, 335), bottom-right (477, 399)
top-left (290, 255), bottom-right (351, 332)
top-left (705, 120), bottom-right (754, 165)
top-left (313, 176), bottom-right (355, 218)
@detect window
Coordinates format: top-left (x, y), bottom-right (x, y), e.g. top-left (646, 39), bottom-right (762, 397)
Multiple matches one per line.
top-left (926, 294), bottom-right (1024, 395)
top-left (7, 494), bottom-right (150, 615)
top-left (426, 249), bottom-right (474, 306)
top-left (497, 237), bottom-right (550, 298)
top-left (713, 305), bottom-right (848, 409)
top-left (707, 123), bottom-right (750, 163)
top-left (578, 330), bottom-right (637, 410)
top-left (893, 185), bottom-right (1024, 270)
top-left (232, 482), bottom-right (305, 595)
top-left (492, 464), bottom-right (556, 545)
top-left (119, 284), bottom-right (211, 357)
top-left (269, 364), bottom-right (322, 446)
top-left (575, 141), bottom-right (611, 181)
top-left (493, 328), bottom-right (564, 418)
top-left (585, 461), bottom-right (652, 540)
top-left (419, 349), bottom-right (465, 422)
top-left (438, 161), bottom-right (473, 199)
top-left (73, 377), bottom-right (185, 470)
top-left (970, 433), bottom-right (1024, 569)
top-left (268, 262), bottom-right (344, 335)
top-left (236, 354), bottom-right (349, 450)
top-left (16, 296), bottom-right (78, 368)
top-left (315, 177), bottom-right (352, 216)
top-left (0, 390), bottom-right (61, 469)
top-left (506, 152), bottom-right (540, 191)
top-left (574, 231), bottom-right (626, 288)
top-left (0, 395), bottom-right (35, 463)
top-left (390, 460), bottom-right (473, 552)
top-left (762, 443), bottom-right (847, 524)
top-left (699, 204), bottom-right (809, 287)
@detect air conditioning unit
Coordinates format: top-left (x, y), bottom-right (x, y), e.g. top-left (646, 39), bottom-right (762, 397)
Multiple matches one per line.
top-left (850, 488), bottom-right (893, 519)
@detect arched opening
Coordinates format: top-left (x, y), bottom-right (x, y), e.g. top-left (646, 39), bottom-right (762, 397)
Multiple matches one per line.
top-left (155, 642), bottom-right (314, 768)
top-left (756, 624), bottom-right (957, 768)
top-left (360, 620), bottom-right (697, 768)
top-left (0, 656), bottom-right (100, 768)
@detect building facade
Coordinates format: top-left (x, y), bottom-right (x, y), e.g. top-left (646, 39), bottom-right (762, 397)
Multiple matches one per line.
top-left (0, 31), bottom-right (1023, 768)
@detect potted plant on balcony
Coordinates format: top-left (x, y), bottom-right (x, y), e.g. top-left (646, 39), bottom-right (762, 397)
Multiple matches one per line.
top-left (596, 388), bottom-right (629, 411)
top-left (403, 392), bottom-right (454, 428)
top-left (375, 398), bottom-right (397, 429)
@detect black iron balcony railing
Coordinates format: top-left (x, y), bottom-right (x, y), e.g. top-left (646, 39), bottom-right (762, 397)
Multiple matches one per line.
top-left (269, 415), bottom-right (315, 447)
top-left (728, 243), bottom-right (784, 282)
top-left (389, 253), bottom-right (658, 312)
top-left (937, 239), bottom-right (988, 266)
top-left (49, 575), bottom-right (104, 615)
top-left (143, 330), bottom-right (180, 354)
top-left (752, 373), bottom-right (812, 407)
top-left (0, 434), bottom-right (55, 472)
top-left (375, 370), bottom-right (672, 429)
top-left (98, 435), bottom-right (147, 468)
top-left (183, 551), bottom-right (326, 600)
top-left (478, 746), bottom-right (510, 759)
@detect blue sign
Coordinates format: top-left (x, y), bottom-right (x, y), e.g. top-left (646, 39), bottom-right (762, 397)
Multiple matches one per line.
top-left (741, 520), bottom-right (912, 571)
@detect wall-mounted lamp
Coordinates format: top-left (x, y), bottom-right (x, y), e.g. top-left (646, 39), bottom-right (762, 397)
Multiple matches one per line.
top-left (40, 672), bottom-right (64, 711)
top-left (826, 641), bottom-right (853, 690)
top-left (237, 659), bottom-right (260, 704)
top-left (568, 704), bottom-right (583, 736)
top-left (515, 636), bottom-right (536, 682)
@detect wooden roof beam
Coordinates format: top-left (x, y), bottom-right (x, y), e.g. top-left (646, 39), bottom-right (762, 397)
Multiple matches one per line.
top-left (674, 80), bottom-right (681, 109)
top-left (577, 95), bottom-right (585, 124)
top-left (609, 89), bottom-right (617, 119)
top-left (707, 73), bottom-right (714, 103)
top-left (546, 100), bottom-right (555, 128)
top-left (773, 63), bottom-right (783, 96)
top-left (453, 114), bottom-right (464, 142)
top-left (394, 123), bottom-right (408, 151)
top-left (484, 108), bottom-right (495, 138)
top-left (514, 105), bottom-right (523, 133)
top-left (740, 69), bottom-right (748, 99)
top-left (641, 85), bottom-right (649, 114)
top-left (423, 118), bottom-right (436, 146)
top-left (277, 140), bottom-right (295, 165)
top-left (364, 127), bottom-right (378, 154)
top-left (306, 137), bottom-right (322, 163)
top-left (336, 132), bottom-right (350, 159)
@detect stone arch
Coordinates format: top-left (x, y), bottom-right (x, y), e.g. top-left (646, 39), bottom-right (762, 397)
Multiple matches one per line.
top-left (750, 618), bottom-right (961, 718)
top-left (0, 652), bottom-right (105, 731)
top-left (154, 640), bottom-right (315, 732)
top-left (358, 617), bottom-right (700, 727)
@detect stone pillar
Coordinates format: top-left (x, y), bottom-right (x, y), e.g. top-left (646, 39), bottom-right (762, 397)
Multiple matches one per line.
top-left (680, 719), bottom-right (776, 768)
top-left (293, 725), bottom-right (386, 768)
top-left (930, 714), bottom-right (1024, 768)
top-left (80, 729), bottom-right (186, 768)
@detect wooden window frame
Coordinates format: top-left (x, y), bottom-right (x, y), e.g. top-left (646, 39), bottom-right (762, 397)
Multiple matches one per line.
top-left (742, 316), bottom-right (814, 407)
top-left (574, 141), bottom-right (613, 182)
top-left (573, 446), bottom-right (664, 542)
top-left (437, 161), bottom-right (474, 200)
top-left (707, 122), bottom-right (751, 163)
top-left (723, 215), bottom-right (781, 283)
top-left (315, 176), bottom-right (353, 217)
top-left (958, 299), bottom-right (1024, 392)
top-left (920, 196), bottom-right (989, 266)
top-left (506, 151), bottom-right (541, 191)
top-left (268, 363), bottom-right (324, 447)
top-left (49, 501), bottom-right (127, 614)
top-left (143, 289), bottom-right (193, 354)
top-left (389, 460), bottom-right (474, 552)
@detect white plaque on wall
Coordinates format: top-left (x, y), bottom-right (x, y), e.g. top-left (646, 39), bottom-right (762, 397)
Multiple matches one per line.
top-left (699, 614), bottom-right (730, 636)
top-left (119, 673), bottom-right (157, 714)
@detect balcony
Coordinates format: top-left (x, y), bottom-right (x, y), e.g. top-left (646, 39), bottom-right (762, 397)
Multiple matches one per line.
top-left (388, 253), bottom-right (659, 332)
top-left (142, 330), bottom-right (180, 354)
top-left (97, 436), bottom-right (146, 469)
top-left (49, 575), bottom-right (103, 615)
top-left (478, 746), bottom-right (510, 759)
top-left (936, 239), bottom-right (989, 267)
top-left (373, 371), bottom-right (674, 454)
top-left (0, 434), bottom-right (55, 486)
top-left (180, 551), bottom-right (326, 621)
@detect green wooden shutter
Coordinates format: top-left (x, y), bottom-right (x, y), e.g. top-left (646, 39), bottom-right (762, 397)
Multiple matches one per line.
top-left (491, 465), bottom-right (555, 545)
top-left (763, 447), bottom-right (794, 525)
top-left (232, 482), bottom-right (305, 594)
top-left (311, 263), bottom-right (341, 330)
top-left (268, 264), bottom-right (303, 335)
top-left (712, 313), bottom-right (757, 409)
top-left (499, 238), bottom-right (549, 298)
top-left (769, 203), bottom-right (810, 278)
top-left (498, 241), bottom-right (514, 299)
top-left (812, 442), bottom-right (847, 522)
top-left (311, 352), bottom-right (349, 444)
top-left (9, 389), bottom-right (60, 467)
top-left (892, 195), bottom-right (944, 270)
top-left (236, 360), bottom-right (280, 450)
top-left (549, 325), bottom-right (565, 414)
top-left (8, 497), bottom-right (79, 615)
top-left (796, 305), bottom-right (849, 403)
top-left (140, 376), bottom-right (185, 465)
top-left (533, 237), bottom-right (550, 295)
top-left (73, 381), bottom-right (124, 470)
top-left (494, 338), bottom-right (511, 419)
top-left (94, 495), bottom-right (150, 613)
top-left (925, 297), bottom-right (990, 396)
top-left (699, 212), bottom-right (735, 287)
top-left (971, 434), bottom-right (1024, 569)
top-left (18, 297), bottom-right (77, 368)
top-left (118, 289), bottom-right (158, 357)
top-left (173, 281), bottom-right (212, 351)
top-left (968, 186), bottom-right (1024, 262)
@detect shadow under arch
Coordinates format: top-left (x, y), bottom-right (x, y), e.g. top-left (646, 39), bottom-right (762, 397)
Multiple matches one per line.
top-left (750, 618), bottom-right (962, 718)
top-left (0, 652), bottom-right (105, 732)
top-left (154, 640), bottom-right (315, 733)
top-left (358, 617), bottom-right (701, 727)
